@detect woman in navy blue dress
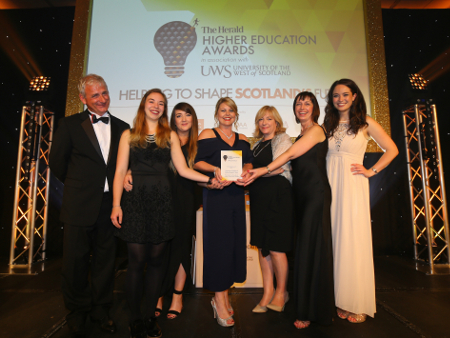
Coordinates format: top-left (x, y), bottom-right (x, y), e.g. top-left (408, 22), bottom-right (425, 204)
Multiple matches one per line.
top-left (194, 97), bottom-right (253, 327)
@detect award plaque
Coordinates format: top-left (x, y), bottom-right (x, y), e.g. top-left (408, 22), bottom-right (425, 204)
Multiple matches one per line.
top-left (221, 150), bottom-right (243, 181)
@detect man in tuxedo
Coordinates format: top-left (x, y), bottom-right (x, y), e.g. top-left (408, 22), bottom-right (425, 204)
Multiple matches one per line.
top-left (49, 74), bottom-right (129, 337)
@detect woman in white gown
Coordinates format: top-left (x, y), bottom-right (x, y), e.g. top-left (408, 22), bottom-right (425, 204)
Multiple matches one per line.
top-left (324, 79), bottom-right (398, 323)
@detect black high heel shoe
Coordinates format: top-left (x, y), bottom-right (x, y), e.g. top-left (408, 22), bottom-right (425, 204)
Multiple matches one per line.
top-left (167, 289), bottom-right (183, 319)
top-left (155, 297), bottom-right (163, 317)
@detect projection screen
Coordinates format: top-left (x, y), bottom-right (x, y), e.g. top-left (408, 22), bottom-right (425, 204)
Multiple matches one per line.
top-left (84, 0), bottom-right (375, 138)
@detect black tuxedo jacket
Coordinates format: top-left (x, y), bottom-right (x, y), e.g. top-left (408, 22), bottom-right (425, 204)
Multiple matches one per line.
top-left (49, 110), bottom-right (130, 226)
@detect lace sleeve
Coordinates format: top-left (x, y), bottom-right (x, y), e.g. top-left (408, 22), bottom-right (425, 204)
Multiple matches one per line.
top-left (271, 133), bottom-right (293, 184)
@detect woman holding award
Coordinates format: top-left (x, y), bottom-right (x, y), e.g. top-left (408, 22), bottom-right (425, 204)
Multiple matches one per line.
top-left (194, 97), bottom-right (253, 327)
top-left (244, 92), bottom-right (335, 329)
top-left (249, 106), bottom-right (294, 314)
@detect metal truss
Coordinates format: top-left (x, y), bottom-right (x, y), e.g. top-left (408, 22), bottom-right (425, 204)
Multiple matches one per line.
top-left (403, 101), bottom-right (450, 274)
top-left (9, 103), bottom-right (54, 274)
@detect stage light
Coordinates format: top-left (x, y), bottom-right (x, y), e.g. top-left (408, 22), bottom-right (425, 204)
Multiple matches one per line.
top-left (408, 73), bottom-right (428, 90)
top-left (25, 76), bottom-right (53, 105)
top-left (29, 76), bottom-right (51, 92)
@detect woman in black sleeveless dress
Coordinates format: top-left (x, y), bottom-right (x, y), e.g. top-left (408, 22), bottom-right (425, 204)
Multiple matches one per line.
top-left (157, 103), bottom-right (200, 319)
top-left (244, 92), bottom-right (334, 329)
top-left (111, 90), bottom-right (214, 338)
top-left (248, 106), bottom-right (294, 313)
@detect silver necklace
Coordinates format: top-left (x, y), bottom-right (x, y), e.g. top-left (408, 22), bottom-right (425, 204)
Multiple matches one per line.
top-left (218, 128), bottom-right (233, 139)
top-left (145, 134), bottom-right (156, 143)
top-left (253, 140), bottom-right (271, 157)
top-left (300, 123), bottom-right (314, 136)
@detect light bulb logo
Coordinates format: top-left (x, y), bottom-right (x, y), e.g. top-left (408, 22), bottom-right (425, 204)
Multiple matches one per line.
top-left (154, 21), bottom-right (197, 78)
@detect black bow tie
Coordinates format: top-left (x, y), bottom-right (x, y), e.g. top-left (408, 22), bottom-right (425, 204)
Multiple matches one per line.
top-left (92, 115), bottom-right (109, 124)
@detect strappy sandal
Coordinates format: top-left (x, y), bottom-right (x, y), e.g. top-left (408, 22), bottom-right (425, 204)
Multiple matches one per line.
top-left (167, 289), bottom-right (183, 319)
top-left (155, 297), bottom-right (163, 317)
top-left (348, 313), bottom-right (367, 323)
top-left (337, 308), bottom-right (350, 319)
top-left (294, 320), bottom-right (311, 329)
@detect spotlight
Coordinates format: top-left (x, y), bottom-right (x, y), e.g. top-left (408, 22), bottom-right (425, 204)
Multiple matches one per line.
top-left (29, 76), bottom-right (51, 92)
top-left (405, 73), bottom-right (431, 105)
top-left (25, 76), bottom-right (53, 105)
top-left (408, 73), bottom-right (428, 91)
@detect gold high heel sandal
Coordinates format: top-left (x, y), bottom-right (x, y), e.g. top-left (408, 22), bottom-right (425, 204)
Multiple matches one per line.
top-left (211, 298), bottom-right (234, 327)
top-left (337, 308), bottom-right (350, 319)
top-left (252, 291), bottom-right (275, 313)
top-left (266, 292), bottom-right (289, 312)
top-left (348, 313), bottom-right (367, 323)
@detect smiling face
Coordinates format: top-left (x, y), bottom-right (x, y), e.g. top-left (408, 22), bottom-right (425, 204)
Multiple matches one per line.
top-left (216, 103), bottom-right (236, 127)
top-left (295, 96), bottom-right (314, 124)
top-left (258, 112), bottom-right (277, 139)
top-left (332, 84), bottom-right (357, 115)
top-left (174, 109), bottom-right (193, 133)
top-left (79, 82), bottom-right (110, 116)
top-left (144, 92), bottom-right (165, 121)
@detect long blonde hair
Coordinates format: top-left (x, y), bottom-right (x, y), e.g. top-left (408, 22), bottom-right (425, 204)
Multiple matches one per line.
top-left (170, 102), bottom-right (198, 168)
top-left (129, 89), bottom-right (171, 148)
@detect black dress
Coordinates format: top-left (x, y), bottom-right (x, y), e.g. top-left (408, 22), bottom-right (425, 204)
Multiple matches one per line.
top-left (115, 141), bottom-right (175, 244)
top-left (195, 130), bottom-right (253, 292)
top-left (249, 140), bottom-right (294, 256)
top-left (291, 129), bottom-right (335, 325)
top-left (160, 144), bottom-right (195, 295)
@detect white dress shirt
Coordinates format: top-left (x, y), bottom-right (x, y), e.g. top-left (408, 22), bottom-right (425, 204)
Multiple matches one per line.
top-left (89, 111), bottom-right (111, 192)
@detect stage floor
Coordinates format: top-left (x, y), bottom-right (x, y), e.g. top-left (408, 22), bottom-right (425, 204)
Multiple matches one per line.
top-left (1, 255), bottom-right (449, 338)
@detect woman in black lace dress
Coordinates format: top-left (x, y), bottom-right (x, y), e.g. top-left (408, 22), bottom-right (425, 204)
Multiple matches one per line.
top-left (111, 89), bottom-right (215, 338)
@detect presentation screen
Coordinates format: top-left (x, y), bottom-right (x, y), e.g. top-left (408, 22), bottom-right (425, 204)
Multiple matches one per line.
top-left (86, 0), bottom-right (371, 137)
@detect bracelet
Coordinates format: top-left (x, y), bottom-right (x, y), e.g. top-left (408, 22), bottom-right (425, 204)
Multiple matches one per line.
top-left (112, 205), bottom-right (121, 208)
top-left (213, 167), bottom-right (217, 177)
top-left (266, 166), bottom-right (271, 174)
top-left (372, 168), bottom-right (378, 175)
top-left (207, 177), bottom-right (213, 185)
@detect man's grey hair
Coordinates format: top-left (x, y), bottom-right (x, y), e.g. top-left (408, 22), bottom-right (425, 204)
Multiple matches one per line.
top-left (78, 74), bottom-right (108, 97)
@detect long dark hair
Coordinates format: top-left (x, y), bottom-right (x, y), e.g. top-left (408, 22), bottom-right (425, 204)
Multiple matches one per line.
top-left (323, 79), bottom-right (368, 137)
top-left (170, 102), bottom-right (198, 168)
top-left (292, 91), bottom-right (320, 124)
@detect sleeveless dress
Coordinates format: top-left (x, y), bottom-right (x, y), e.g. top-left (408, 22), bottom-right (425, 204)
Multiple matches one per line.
top-left (115, 141), bottom-right (175, 244)
top-left (194, 130), bottom-right (253, 292)
top-left (249, 139), bottom-right (294, 256)
top-left (160, 144), bottom-right (195, 295)
top-left (291, 129), bottom-right (335, 325)
top-left (326, 125), bottom-right (376, 317)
